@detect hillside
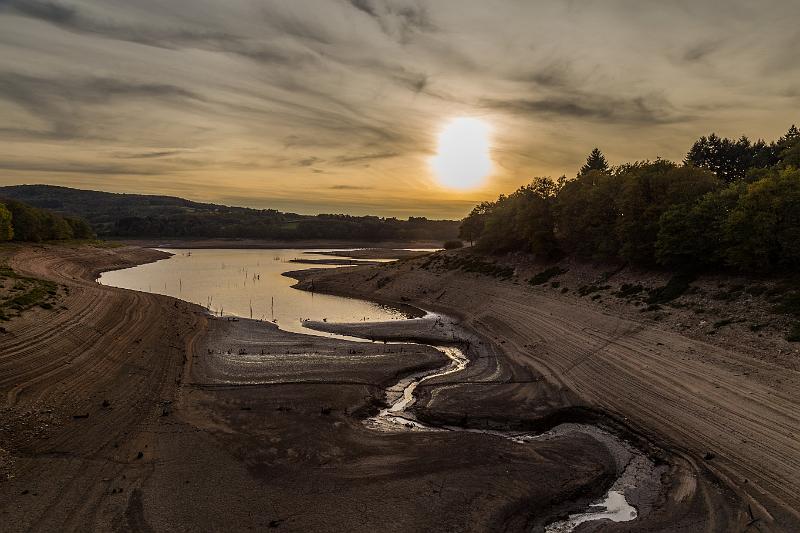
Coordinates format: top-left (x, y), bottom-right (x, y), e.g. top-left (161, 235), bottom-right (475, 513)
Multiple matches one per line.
top-left (0, 185), bottom-right (459, 242)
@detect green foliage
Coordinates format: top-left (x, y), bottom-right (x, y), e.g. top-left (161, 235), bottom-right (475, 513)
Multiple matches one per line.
top-left (0, 203), bottom-right (12, 241)
top-left (426, 253), bottom-right (514, 278)
top-left (614, 162), bottom-right (719, 266)
top-left (578, 284), bottom-right (611, 296)
top-left (459, 201), bottom-right (494, 244)
top-left (579, 148), bottom-right (609, 176)
top-left (528, 266), bottom-right (568, 285)
top-left (724, 169), bottom-right (800, 272)
top-left (655, 187), bottom-right (739, 269)
top-left (556, 170), bottom-right (622, 259)
top-left (0, 185), bottom-right (457, 242)
top-left (0, 263), bottom-right (59, 319)
top-left (462, 124), bottom-right (800, 275)
top-left (0, 199), bottom-right (95, 242)
top-left (476, 176), bottom-right (563, 257)
top-left (616, 284), bottom-right (644, 298)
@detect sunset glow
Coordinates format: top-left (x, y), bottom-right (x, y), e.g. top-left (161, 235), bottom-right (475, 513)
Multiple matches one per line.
top-left (431, 118), bottom-right (493, 190)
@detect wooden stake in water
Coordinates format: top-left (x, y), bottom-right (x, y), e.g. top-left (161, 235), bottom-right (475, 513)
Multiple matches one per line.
top-left (271, 297), bottom-right (274, 320)
top-left (249, 298), bottom-right (253, 320)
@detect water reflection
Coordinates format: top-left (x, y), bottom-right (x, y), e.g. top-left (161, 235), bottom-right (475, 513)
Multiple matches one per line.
top-left (98, 249), bottom-right (414, 336)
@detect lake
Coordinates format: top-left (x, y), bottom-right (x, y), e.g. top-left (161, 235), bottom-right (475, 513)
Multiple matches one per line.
top-left (98, 249), bottom-right (418, 336)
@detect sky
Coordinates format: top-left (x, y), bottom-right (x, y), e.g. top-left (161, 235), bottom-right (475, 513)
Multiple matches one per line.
top-left (0, 0), bottom-right (798, 219)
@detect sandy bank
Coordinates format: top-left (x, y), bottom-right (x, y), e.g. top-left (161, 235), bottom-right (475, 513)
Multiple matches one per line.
top-left (290, 251), bottom-right (800, 531)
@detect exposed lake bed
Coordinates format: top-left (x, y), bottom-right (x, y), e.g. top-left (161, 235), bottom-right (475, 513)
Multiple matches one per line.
top-left (1, 244), bottom-right (772, 531)
top-left (100, 247), bottom-right (655, 531)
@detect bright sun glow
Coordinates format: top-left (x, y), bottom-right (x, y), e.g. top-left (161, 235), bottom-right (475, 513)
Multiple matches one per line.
top-left (431, 117), bottom-right (493, 189)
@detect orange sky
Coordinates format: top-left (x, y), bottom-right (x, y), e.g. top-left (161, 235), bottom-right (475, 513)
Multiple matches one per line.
top-left (0, 1), bottom-right (798, 218)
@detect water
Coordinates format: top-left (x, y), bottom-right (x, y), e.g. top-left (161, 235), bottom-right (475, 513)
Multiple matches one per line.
top-left (98, 249), bottom-right (415, 336)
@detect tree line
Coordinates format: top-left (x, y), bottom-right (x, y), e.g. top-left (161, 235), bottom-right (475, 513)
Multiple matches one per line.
top-left (0, 199), bottom-right (94, 242)
top-left (0, 185), bottom-right (460, 243)
top-left (460, 125), bottom-right (800, 273)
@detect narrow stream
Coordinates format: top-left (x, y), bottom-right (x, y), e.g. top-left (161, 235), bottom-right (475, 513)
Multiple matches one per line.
top-left (341, 338), bottom-right (646, 532)
top-left (102, 249), bottom-right (650, 531)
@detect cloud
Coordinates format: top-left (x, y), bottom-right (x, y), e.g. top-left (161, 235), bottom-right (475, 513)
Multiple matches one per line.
top-left (0, 159), bottom-right (160, 175)
top-left (482, 92), bottom-right (685, 125)
top-left (329, 184), bottom-right (372, 190)
top-left (348, 0), bottom-right (436, 42)
top-left (0, 72), bottom-right (205, 139)
top-left (114, 150), bottom-right (184, 159)
top-left (333, 151), bottom-right (400, 165)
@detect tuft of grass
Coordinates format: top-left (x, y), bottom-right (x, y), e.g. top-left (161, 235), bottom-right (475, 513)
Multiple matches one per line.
top-left (578, 284), bottom-right (611, 297)
top-left (0, 263), bottom-right (59, 319)
top-left (616, 284), bottom-right (644, 298)
top-left (528, 266), bottom-right (568, 286)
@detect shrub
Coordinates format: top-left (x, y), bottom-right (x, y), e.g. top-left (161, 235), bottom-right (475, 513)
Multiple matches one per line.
top-left (528, 266), bottom-right (568, 286)
top-left (443, 240), bottom-right (464, 250)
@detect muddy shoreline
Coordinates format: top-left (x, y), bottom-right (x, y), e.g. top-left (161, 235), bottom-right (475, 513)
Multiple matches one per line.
top-left (2, 244), bottom-right (635, 532)
top-left (289, 256), bottom-right (798, 531)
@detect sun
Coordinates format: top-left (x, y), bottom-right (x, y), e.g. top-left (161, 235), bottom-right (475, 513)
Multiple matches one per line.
top-left (430, 117), bottom-right (493, 190)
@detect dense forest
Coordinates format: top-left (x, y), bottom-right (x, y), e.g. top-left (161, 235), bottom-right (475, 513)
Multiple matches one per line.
top-left (0, 199), bottom-right (94, 242)
top-left (0, 186), bottom-right (459, 242)
top-left (460, 125), bottom-right (800, 273)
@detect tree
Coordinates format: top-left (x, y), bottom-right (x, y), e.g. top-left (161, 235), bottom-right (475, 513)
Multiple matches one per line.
top-left (579, 148), bottom-right (609, 176)
top-left (477, 177), bottom-right (562, 257)
top-left (725, 168), bottom-right (800, 272)
top-left (685, 133), bottom-right (758, 183)
top-left (655, 187), bottom-right (740, 270)
top-left (615, 161), bottom-right (720, 266)
top-left (0, 203), bottom-right (12, 241)
top-left (556, 170), bottom-right (622, 259)
top-left (459, 201), bottom-right (494, 245)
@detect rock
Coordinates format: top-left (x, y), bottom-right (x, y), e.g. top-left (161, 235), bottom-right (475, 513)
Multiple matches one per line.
top-left (703, 451), bottom-right (715, 461)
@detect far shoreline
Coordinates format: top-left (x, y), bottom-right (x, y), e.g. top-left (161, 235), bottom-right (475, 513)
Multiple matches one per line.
top-left (108, 237), bottom-right (445, 250)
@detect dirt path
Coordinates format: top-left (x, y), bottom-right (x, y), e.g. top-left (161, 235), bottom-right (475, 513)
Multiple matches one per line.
top-left (292, 257), bottom-right (800, 531)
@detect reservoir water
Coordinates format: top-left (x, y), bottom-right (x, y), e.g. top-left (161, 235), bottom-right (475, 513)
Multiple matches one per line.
top-left (98, 249), bottom-right (416, 336)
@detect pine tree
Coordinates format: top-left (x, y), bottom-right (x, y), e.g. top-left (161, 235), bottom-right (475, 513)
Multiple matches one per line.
top-left (579, 148), bottom-right (609, 176)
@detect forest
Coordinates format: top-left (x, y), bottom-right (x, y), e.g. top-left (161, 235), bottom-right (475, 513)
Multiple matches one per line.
top-left (0, 199), bottom-right (94, 242)
top-left (460, 125), bottom-right (800, 274)
top-left (0, 185), bottom-right (459, 243)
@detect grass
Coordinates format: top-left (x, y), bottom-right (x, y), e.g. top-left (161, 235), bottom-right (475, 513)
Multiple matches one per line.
top-left (578, 284), bottom-right (611, 296)
top-left (528, 266), bottom-right (568, 286)
top-left (616, 283), bottom-right (644, 298)
top-left (425, 253), bottom-right (515, 279)
top-left (0, 263), bottom-right (60, 320)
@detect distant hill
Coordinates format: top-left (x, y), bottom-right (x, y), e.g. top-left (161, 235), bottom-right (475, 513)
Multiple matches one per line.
top-left (0, 185), bottom-right (459, 242)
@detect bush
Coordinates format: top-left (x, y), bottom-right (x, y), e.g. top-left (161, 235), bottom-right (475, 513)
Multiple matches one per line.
top-left (443, 240), bottom-right (464, 250)
top-left (528, 266), bottom-right (568, 286)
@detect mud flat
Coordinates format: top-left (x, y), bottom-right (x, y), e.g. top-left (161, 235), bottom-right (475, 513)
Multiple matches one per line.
top-left (1, 244), bottom-right (628, 532)
top-left (290, 255), bottom-right (799, 531)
